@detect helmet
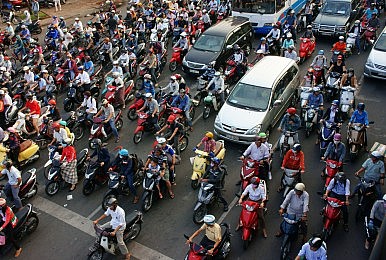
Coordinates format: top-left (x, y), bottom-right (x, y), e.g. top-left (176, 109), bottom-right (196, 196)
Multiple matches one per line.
top-left (260, 37), bottom-right (266, 41)
top-left (256, 49), bottom-right (264, 54)
top-left (144, 74), bottom-right (151, 79)
top-left (119, 149), bottom-right (129, 157)
top-left (307, 25), bottom-right (312, 29)
top-left (0, 198), bottom-right (6, 207)
top-left (290, 10), bottom-right (295, 14)
top-left (383, 194), bottom-right (386, 201)
top-left (203, 214), bottom-right (215, 225)
top-left (92, 138), bottom-right (102, 148)
top-left (333, 133), bottom-right (342, 141)
top-left (205, 131), bottom-right (214, 139)
top-left (287, 107), bottom-right (296, 115)
top-left (170, 75), bottom-right (176, 81)
top-left (309, 237), bottom-right (323, 249)
top-left (112, 72), bottom-right (120, 78)
top-left (144, 93), bottom-right (152, 99)
top-left (7, 127), bottom-right (16, 133)
top-left (313, 86), bottom-right (320, 92)
top-left (335, 172), bottom-right (346, 184)
top-left (287, 33), bottom-right (292, 38)
top-left (26, 92), bottom-right (33, 99)
top-left (337, 55), bottom-right (343, 60)
top-left (78, 66), bottom-right (84, 71)
top-left (258, 132), bottom-right (267, 139)
top-left (52, 122), bottom-right (60, 129)
top-left (60, 16), bottom-right (64, 20)
top-left (339, 36), bottom-right (344, 40)
top-left (233, 44), bottom-right (240, 51)
top-left (23, 66), bottom-right (30, 71)
top-left (106, 197), bottom-right (118, 207)
top-left (63, 28), bottom-right (68, 33)
top-left (174, 74), bottom-right (182, 80)
top-left (75, 17), bottom-right (80, 21)
top-left (62, 138), bottom-right (71, 146)
top-left (180, 32), bottom-right (187, 37)
top-left (113, 60), bottom-right (119, 65)
top-left (157, 137), bottom-right (166, 144)
top-left (331, 100), bottom-right (339, 106)
top-left (167, 115), bottom-right (176, 123)
top-left (21, 25), bottom-right (26, 29)
top-left (59, 120), bottom-right (67, 127)
top-left (294, 183), bottom-right (305, 192)
top-left (212, 157), bottom-right (220, 164)
top-left (348, 68), bottom-right (354, 74)
top-left (307, 68), bottom-right (314, 74)
top-left (371, 151), bottom-right (382, 159)
top-left (318, 50), bottom-right (324, 55)
top-left (101, 99), bottom-right (109, 105)
top-left (355, 20), bottom-right (360, 25)
top-left (214, 71), bottom-right (221, 77)
top-left (48, 99), bottom-right (57, 106)
top-left (292, 143), bottom-right (302, 152)
top-left (251, 176), bottom-right (260, 185)
top-left (138, 18), bottom-right (143, 22)
top-left (179, 89), bottom-right (186, 94)
top-left (288, 45), bottom-right (295, 50)
top-left (357, 103), bottom-right (365, 111)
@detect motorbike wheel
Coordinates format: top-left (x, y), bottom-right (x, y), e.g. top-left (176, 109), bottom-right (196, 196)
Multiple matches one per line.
top-left (64, 100), bottom-right (75, 112)
top-left (33, 26), bottom-right (42, 35)
top-left (45, 181), bottom-right (60, 196)
top-left (349, 151), bottom-right (357, 162)
top-left (124, 223), bottom-right (142, 241)
top-left (169, 61), bottom-right (178, 72)
top-left (115, 119), bottom-right (123, 131)
top-left (135, 78), bottom-right (143, 90)
top-left (193, 205), bottom-right (207, 224)
top-left (141, 194), bottom-right (153, 212)
top-left (133, 131), bottom-right (143, 144)
top-left (321, 228), bottom-right (329, 242)
top-left (178, 136), bottom-right (189, 152)
top-left (102, 193), bottom-right (117, 211)
top-left (243, 239), bottom-right (249, 250)
top-left (305, 129), bottom-right (311, 137)
top-left (299, 57), bottom-right (305, 64)
top-left (127, 108), bottom-right (138, 121)
top-left (203, 106), bottom-right (211, 119)
top-left (73, 125), bottom-right (85, 141)
top-left (82, 180), bottom-right (96, 196)
top-left (26, 214), bottom-right (39, 234)
top-left (191, 180), bottom-right (199, 189)
top-left (88, 248), bottom-right (104, 260)
top-left (189, 106), bottom-right (196, 121)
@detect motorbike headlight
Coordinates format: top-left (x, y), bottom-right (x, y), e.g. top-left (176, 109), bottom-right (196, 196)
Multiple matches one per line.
top-left (214, 115), bottom-right (222, 129)
top-left (245, 125), bottom-right (261, 135)
top-left (182, 57), bottom-right (187, 66)
top-left (366, 58), bottom-right (374, 68)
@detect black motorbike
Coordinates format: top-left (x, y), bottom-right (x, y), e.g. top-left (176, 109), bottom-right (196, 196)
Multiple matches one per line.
top-left (354, 177), bottom-right (378, 222)
top-left (14, 21), bottom-right (42, 35)
top-left (279, 213), bottom-right (301, 260)
top-left (82, 160), bottom-right (109, 196)
top-left (63, 81), bottom-right (99, 112)
top-left (72, 108), bottom-right (94, 141)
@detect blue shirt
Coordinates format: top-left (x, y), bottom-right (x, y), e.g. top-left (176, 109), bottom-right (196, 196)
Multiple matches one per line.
top-left (327, 178), bottom-right (350, 196)
top-left (171, 94), bottom-right (190, 111)
top-left (362, 158), bottom-right (385, 182)
top-left (143, 81), bottom-right (155, 96)
top-left (285, 15), bottom-right (296, 26)
top-left (84, 60), bottom-right (94, 75)
top-left (279, 113), bottom-right (301, 132)
top-left (349, 110), bottom-right (369, 125)
top-left (365, 8), bottom-right (378, 20)
top-left (324, 142), bottom-right (346, 162)
top-left (21, 29), bottom-right (31, 40)
top-left (307, 93), bottom-right (324, 107)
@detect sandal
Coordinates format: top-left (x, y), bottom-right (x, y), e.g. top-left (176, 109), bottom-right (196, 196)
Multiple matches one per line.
top-left (69, 185), bottom-right (76, 192)
top-left (159, 193), bottom-right (163, 199)
top-left (169, 193), bottom-right (175, 199)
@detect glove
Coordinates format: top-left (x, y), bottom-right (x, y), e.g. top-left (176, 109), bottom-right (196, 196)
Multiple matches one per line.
top-left (209, 152), bottom-right (215, 158)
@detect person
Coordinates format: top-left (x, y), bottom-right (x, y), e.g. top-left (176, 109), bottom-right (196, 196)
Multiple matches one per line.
top-left (73, 67), bottom-right (91, 93)
top-left (367, 12), bottom-right (380, 30)
top-left (310, 50), bottom-right (328, 85)
top-left (48, 122), bottom-right (68, 150)
top-left (22, 10), bottom-right (31, 26)
top-left (106, 61), bottom-right (123, 79)
top-left (283, 10), bottom-right (297, 41)
top-left (79, 90), bottom-right (97, 122)
top-left (107, 13), bottom-right (118, 37)
top-left (278, 107), bottom-right (301, 143)
top-left (54, 0), bottom-right (62, 12)
top-left (340, 68), bottom-right (359, 88)
top-left (58, 17), bottom-right (66, 29)
top-left (301, 68), bottom-right (315, 88)
top-left (109, 149), bottom-right (139, 203)
top-left (331, 36), bottom-right (347, 54)
top-left (282, 33), bottom-right (294, 55)
top-left (365, 194), bottom-right (386, 249)
top-left (256, 37), bottom-right (269, 55)
top-left (88, 138), bottom-right (110, 174)
top-left (279, 144), bottom-right (305, 191)
top-left (100, 38), bottom-right (113, 63)
top-left (31, 0), bottom-right (40, 20)
top-left (60, 139), bottom-right (78, 191)
top-left (323, 172), bottom-right (350, 231)
top-left (61, 53), bottom-right (78, 81)
top-left (321, 100), bottom-right (342, 127)
top-left (231, 44), bottom-right (246, 78)
top-left (0, 198), bottom-right (22, 257)
top-left (174, 31), bottom-right (189, 58)
top-left (322, 133), bottom-right (346, 164)
top-left (303, 25), bottom-right (315, 40)
top-left (355, 151), bottom-right (385, 199)
top-left (146, 151), bottom-right (174, 199)
top-left (157, 137), bottom-right (177, 184)
top-left (143, 49), bottom-right (158, 83)
top-left (349, 20), bottom-right (362, 55)
top-left (277, 183), bottom-right (309, 243)
top-left (141, 74), bottom-right (155, 97)
top-left (284, 45), bottom-right (298, 61)
top-left (161, 75), bottom-right (179, 97)
top-left (111, 72), bottom-right (125, 108)
top-left (137, 93), bottom-right (160, 132)
top-left (237, 176), bottom-right (267, 237)
top-left (4, 128), bottom-right (20, 166)
top-left (156, 115), bottom-right (184, 155)
top-left (206, 71), bottom-right (225, 111)
top-left (240, 136), bottom-right (270, 181)
top-left (201, 62), bottom-right (216, 81)
top-left (19, 93), bottom-right (40, 134)
top-left (365, 3), bottom-right (378, 20)
top-left (195, 131), bottom-right (216, 154)
top-left (304, 86), bottom-right (324, 133)
top-left (46, 99), bottom-right (61, 122)
top-left (73, 17), bottom-right (83, 32)
top-left (21, 66), bottom-right (35, 87)
top-left (93, 198), bottom-right (131, 260)
top-left (349, 103), bottom-right (369, 150)
top-left (0, 160), bottom-right (22, 211)
top-left (295, 236), bottom-right (327, 260)
top-left (94, 99), bottom-right (120, 142)
top-left (84, 56), bottom-right (95, 76)
top-left (266, 24), bottom-right (281, 49)
top-left (327, 55), bottom-right (346, 75)
top-left (301, 1), bottom-right (314, 25)
top-left (186, 214), bottom-right (221, 255)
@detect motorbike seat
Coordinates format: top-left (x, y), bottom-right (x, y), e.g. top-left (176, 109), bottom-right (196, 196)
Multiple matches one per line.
top-left (214, 141), bottom-right (223, 156)
top-left (76, 149), bottom-right (87, 164)
top-left (19, 140), bottom-right (32, 153)
top-left (15, 206), bottom-right (30, 229)
top-left (126, 211), bottom-right (139, 226)
top-left (21, 170), bottom-right (32, 185)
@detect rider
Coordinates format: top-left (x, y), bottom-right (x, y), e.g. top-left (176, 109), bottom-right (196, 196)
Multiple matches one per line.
top-left (201, 61), bottom-right (216, 81)
top-left (173, 31), bottom-right (189, 58)
top-left (157, 137), bottom-right (177, 184)
top-left (323, 172), bottom-right (351, 232)
top-left (349, 103), bottom-right (369, 150)
top-left (0, 160), bottom-right (22, 211)
top-left (20, 92), bottom-right (40, 134)
top-left (73, 66), bottom-right (91, 92)
top-left (47, 99), bottom-right (61, 122)
top-left (186, 214), bottom-right (222, 255)
top-left (93, 198), bottom-right (131, 260)
top-left (282, 33), bottom-right (294, 55)
top-left (304, 86), bottom-right (324, 138)
top-left (137, 93), bottom-right (160, 132)
top-left (280, 144), bottom-right (305, 189)
top-left (367, 12), bottom-right (380, 31)
top-left (161, 75), bottom-right (179, 97)
top-left (231, 44), bottom-right (246, 78)
top-left (327, 54), bottom-right (346, 75)
top-left (322, 133), bottom-right (346, 164)
top-left (302, 25), bottom-right (315, 41)
top-left (365, 3), bottom-right (378, 20)
top-left (266, 24), bottom-right (281, 49)
top-left (156, 115), bottom-right (184, 155)
top-left (256, 37), bottom-right (269, 55)
top-left (310, 50), bottom-right (328, 85)
top-left (111, 71), bottom-right (125, 108)
top-left (88, 138), bottom-right (110, 173)
top-left (0, 198), bottom-right (22, 257)
top-left (106, 61), bottom-right (123, 78)
top-left (49, 122), bottom-right (69, 149)
top-left (340, 68), bottom-right (359, 89)
top-left (365, 194), bottom-right (386, 249)
top-left (240, 136), bottom-right (270, 181)
top-left (331, 36), bottom-right (347, 57)
top-left (100, 37), bottom-right (113, 62)
top-left (284, 45), bottom-right (298, 61)
top-left (109, 149), bottom-right (139, 204)
top-left (142, 74), bottom-right (155, 97)
top-left (83, 56), bottom-right (94, 76)
top-left (94, 99), bottom-right (120, 143)
top-left (283, 9), bottom-right (297, 41)
top-left (301, 68), bottom-right (315, 88)
top-left (349, 20), bottom-right (362, 55)
top-left (278, 107), bottom-right (301, 143)
top-left (171, 89), bottom-right (192, 130)
top-left (206, 71), bottom-right (225, 111)
top-left (195, 131), bottom-right (216, 154)
top-left (295, 236), bottom-right (327, 260)
top-left (79, 90), bottom-right (97, 122)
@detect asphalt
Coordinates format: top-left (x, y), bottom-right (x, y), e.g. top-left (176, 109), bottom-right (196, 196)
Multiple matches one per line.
top-left (1, 1), bottom-right (385, 260)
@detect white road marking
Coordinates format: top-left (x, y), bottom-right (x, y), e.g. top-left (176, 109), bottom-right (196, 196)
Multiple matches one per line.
top-left (86, 205), bottom-right (102, 220)
top-left (32, 196), bottom-right (173, 260)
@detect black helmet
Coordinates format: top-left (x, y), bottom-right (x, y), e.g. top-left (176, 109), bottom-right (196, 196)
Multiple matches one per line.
top-left (233, 44), bottom-right (240, 51)
top-left (292, 143), bottom-right (302, 152)
top-left (107, 197), bottom-right (118, 206)
top-left (309, 236), bottom-right (323, 249)
top-left (92, 138), bottom-right (102, 148)
top-left (357, 103), bottom-right (365, 111)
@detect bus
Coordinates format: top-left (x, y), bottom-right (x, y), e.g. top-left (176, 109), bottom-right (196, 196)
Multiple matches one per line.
top-left (232, 0), bottom-right (308, 35)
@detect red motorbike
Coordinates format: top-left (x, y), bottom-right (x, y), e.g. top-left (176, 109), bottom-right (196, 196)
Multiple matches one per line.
top-left (224, 60), bottom-right (237, 85)
top-left (312, 66), bottom-right (324, 85)
top-left (88, 110), bottom-right (123, 148)
top-left (104, 80), bottom-right (135, 108)
top-left (217, 12), bottom-right (225, 23)
top-left (133, 112), bottom-right (163, 144)
top-left (0, 168), bottom-right (38, 202)
top-left (240, 158), bottom-right (259, 192)
top-left (237, 200), bottom-right (261, 249)
top-left (321, 197), bottom-right (345, 241)
top-left (363, 26), bottom-right (376, 51)
top-left (127, 92), bottom-right (146, 121)
top-left (169, 47), bottom-right (183, 72)
top-left (322, 159), bottom-right (342, 190)
top-left (299, 38), bottom-right (315, 64)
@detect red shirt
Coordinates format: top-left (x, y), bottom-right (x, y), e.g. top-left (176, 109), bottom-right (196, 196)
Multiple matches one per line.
top-left (282, 150), bottom-right (305, 171)
top-left (61, 145), bottom-right (77, 162)
top-left (25, 100), bottom-right (41, 115)
top-left (201, 137), bottom-right (216, 153)
top-left (0, 206), bottom-right (18, 229)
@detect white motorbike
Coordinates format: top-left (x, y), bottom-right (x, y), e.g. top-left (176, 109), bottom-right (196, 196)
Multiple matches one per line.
top-left (339, 85), bottom-right (355, 120)
top-left (280, 168), bottom-right (301, 197)
top-left (346, 33), bottom-right (357, 56)
top-left (299, 86), bottom-right (313, 122)
top-left (279, 131), bottom-right (297, 158)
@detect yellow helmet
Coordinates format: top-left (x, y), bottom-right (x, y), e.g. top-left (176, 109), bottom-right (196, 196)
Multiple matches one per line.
top-left (205, 131), bottom-right (214, 139)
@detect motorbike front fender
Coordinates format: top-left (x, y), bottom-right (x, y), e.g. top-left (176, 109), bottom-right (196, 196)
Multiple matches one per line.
top-left (242, 227), bottom-right (252, 241)
top-left (191, 171), bottom-right (202, 180)
top-left (44, 159), bottom-right (52, 168)
top-left (193, 201), bottom-right (203, 211)
top-left (134, 125), bottom-right (144, 135)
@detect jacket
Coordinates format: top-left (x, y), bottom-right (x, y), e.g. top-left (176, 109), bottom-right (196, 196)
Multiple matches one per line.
top-left (203, 166), bottom-right (224, 189)
top-left (61, 59), bottom-right (79, 74)
top-left (90, 147), bottom-right (110, 164)
top-left (324, 142), bottom-right (346, 162)
top-left (322, 107), bottom-right (342, 124)
top-left (282, 150), bottom-right (305, 171)
top-left (112, 156), bottom-right (133, 176)
top-left (171, 94), bottom-right (190, 111)
top-left (279, 113), bottom-right (301, 132)
top-left (0, 206), bottom-right (18, 229)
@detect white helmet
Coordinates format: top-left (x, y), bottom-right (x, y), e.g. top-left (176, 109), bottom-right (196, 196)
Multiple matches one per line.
top-left (138, 18), bottom-right (143, 22)
top-left (18, 112), bottom-right (26, 119)
top-left (214, 71), bottom-right (221, 77)
top-left (144, 74), bottom-right (151, 79)
top-left (256, 49), bottom-right (264, 54)
top-left (383, 194), bottom-right (386, 201)
top-left (287, 33), bottom-right (292, 38)
top-left (294, 183), bottom-right (305, 192)
top-left (145, 93), bottom-right (152, 98)
top-left (371, 151), bottom-right (382, 158)
top-left (112, 72), bottom-right (120, 78)
top-left (313, 86), bottom-right (320, 92)
top-left (113, 60), bottom-right (119, 65)
top-left (339, 36), bottom-right (344, 40)
top-left (158, 137), bottom-right (166, 144)
top-left (203, 214), bottom-right (215, 225)
top-left (180, 32), bottom-right (187, 37)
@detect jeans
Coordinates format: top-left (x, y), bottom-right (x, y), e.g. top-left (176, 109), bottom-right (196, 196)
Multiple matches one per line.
top-left (185, 109), bottom-right (192, 127)
top-left (355, 36), bottom-right (361, 53)
top-left (200, 235), bottom-right (215, 250)
top-left (100, 222), bottom-right (128, 255)
top-left (3, 223), bottom-right (20, 250)
top-left (148, 115), bottom-right (160, 131)
top-left (5, 183), bottom-right (22, 209)
top-left (149, 67), bottom-right (157, 83)
top-left (215, 188), bottom-right (228, 207)
top-left (124, 172), bottom-right (137, 197)
top-left (100, 116), bottom-right (119, 138)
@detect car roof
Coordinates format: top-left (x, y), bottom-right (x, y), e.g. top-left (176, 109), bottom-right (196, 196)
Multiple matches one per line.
top-left (203, 16), bottom-right (250, 37)
top-left (240, 56), bottom-right (296, 88)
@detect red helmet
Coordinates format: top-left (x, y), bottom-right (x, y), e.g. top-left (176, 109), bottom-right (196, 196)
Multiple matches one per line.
top-left (167, 115), bottom-right (176, 123)
top-left (48, 99), bottom-right (56, 106)
top-left (52, 122), bottom-right (60, 129)
top-left (251, 176), bottom-right (260, 185)
top-left (307, 68), bottom-right (314, 73)
top-left (174, 73), bottom-right (181, 80)
top-left (287, 107), bottom-right (296, 115)
top-left (337, 55), bottom-right (343, 60)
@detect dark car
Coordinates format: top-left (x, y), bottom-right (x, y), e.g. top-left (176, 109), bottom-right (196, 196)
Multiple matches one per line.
top-left (182, 17), bottom-right (253, 75)
top-left (312, 0), bottom-right (363, 37)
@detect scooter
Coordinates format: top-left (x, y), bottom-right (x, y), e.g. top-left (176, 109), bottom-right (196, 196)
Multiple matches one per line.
top-left (169, 47), bottom-right (183, 72)
top-left (132, 112), bottom-right (161, 144)
top-left (279, 131), bottom-right (297, 158)
top-left (325, 72), bottom-right (341, 101)
top-left (267, 37), bottom-right (280, 56)
top-left (192, 78), bottom-right (209, 107)
top-left (0, 168), bottom-right (38, 202)
top-left (240, 158), bottom-right (259, 192)
top-left (183, 224), bottom-right (231, 259)
top-left (190, 141), bottom-right (226, 189)
top-left (88, 110), bottom-right (123, 149)
top-left (71, 109), bottom-right (94, 141)
top-left (82, 160), bottom-right (109, 196)
top-left (363, 26), bottom-right (376, 51)
top-left (346, 33), bottom-right (357, 56)
top-left (127, 92), bottom-right (145, 121)
top-left (0, 204), bottom-right (39, 255)
top-left (44, 148), bottom-right (89, 196)
top-left (5, 100), bottom-right (19, 126)
top-left (339, 86), bottom-right (355, 120)
top-left (279, 168), bottom-right (301, 198)
top-left (354, 177), bottom-right (377, 222)
top-left (299, 86), bottom-right (313, 119)
top-left (88, 212), bottom-right (143, 259)
top-left (321, 159), bottom-right (342, 190)
top-left (319, 121), bottom-right (336, 157)
top-left (298, 37), bottom-right (315, 64)
top-left (224, 60), bottom-right (240, 85)
top-left (279, 213), bottom-right (301, 260)
top-left (312, 66), bottom-right (324, 85)
top-left (321, 197), bottom-right (345, 241)
top-left (4, 138), bottom-right (40, 168)
top-left (104, 80), bottom-right (135, 108)
top-left (63, 80), bottom-right (100, 112)
top-left (347, 122), bottom-right (372, 161)
top-left (140, 168), bottom-right (165, 213)
top-left (202, 91), bottom-right (226, 119)
top-left (14, 21), bottom-right (42, 35)
top-left (303, 105), bottom-right (319, 137)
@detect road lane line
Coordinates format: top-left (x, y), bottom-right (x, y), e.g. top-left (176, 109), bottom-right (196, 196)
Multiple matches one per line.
top-left (32, 196), bottom-right (173, 260)
top-left (87, 205), bottom-right (102, 220)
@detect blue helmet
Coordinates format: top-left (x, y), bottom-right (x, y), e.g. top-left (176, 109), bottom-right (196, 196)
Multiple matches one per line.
top-left (357, 103), bottom-right (365, 111)
top-left (212, 157), bottom-right (221, 164)
top-left (119, 149), bottom-right (129, 157)
top-left (332, 100), bottom-right (339, 106)
top-left (318, 50), bottom-right (324, 55)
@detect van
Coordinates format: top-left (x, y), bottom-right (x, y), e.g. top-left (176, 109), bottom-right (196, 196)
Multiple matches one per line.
top-left (214, 56), bottom-right (300, 144)
top-left (182, 16), bottom-right (252, 75)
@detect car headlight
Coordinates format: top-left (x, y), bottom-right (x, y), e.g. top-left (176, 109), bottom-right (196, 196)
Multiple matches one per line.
top-left (366, 58), bottom-right (374, 68)
top-left (214, 115), bottom-right (222, 129)
top-left (182, 57), bottom-right (187, 66)
top-left (245, 125), bottom-right (261, 135)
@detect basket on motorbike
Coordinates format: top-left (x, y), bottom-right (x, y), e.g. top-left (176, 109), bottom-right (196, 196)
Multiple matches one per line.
top-left (370, 142), bottom-right (386, 163)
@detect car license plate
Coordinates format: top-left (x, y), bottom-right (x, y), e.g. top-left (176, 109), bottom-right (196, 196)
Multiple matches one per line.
top-left (226, 134), bottom-right (239, 141)
top-left (190, 69), bottom-right (199, 74)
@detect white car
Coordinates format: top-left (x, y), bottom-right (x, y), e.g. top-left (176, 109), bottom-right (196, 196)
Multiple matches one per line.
top-left (364, 27), bottom-right (386, 80)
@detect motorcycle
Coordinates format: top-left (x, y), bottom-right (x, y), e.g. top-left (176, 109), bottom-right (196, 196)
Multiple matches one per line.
top-left (299, 86), bottom-right (313, 119)
top-left (325, 72), bottom-right (341, 101)
top-left (169, 47), bottom-right (183, 72)
top-left (363, 27), bottom-right (376, 51)
top-left (4, 138), bottom-right (40, 168)
top-left (88, 212), bottom-right (143, 260)
top-left (298, 37), bottom-right (315, 64)
top-left (5, 100), bottom-right (19, 126)
top-left (346, 33), bottom-right (357, 56)
top-left (279, 168), bottom-right (301, 198)
top-left (132, 112), bottom-right (161, 144)
top-left (303, 105), bottom-right (319, 137)
top-left (202, 91), bottom-right (226, 119)
top-left (0, 168), bottom-right (38, 202)
top-left (88, 110), bottom-right (123, 149)
top-left (14, 21), bottom-right (42, 35)
top-left (240, 158), bottom-right (260, 192)
top-left (321, 197), bottom-right (345, 241)
top-left (322, 159), bottom-right (342, 190)
top-left (0, 204), bottom-right (39, 255)
top-left (104, 80), bottom-right (135, 108)
top-left (312, 66), bottom-right (324, 85)
top-left (347, 122), bottom-right (372, 161)
top-left (319, 121), bottom-right (337, 157)
top-left (279, 131), bottom-right (297, 158)
top-left (71, 109), bottom-right (94, 141)
top-left (339, 86), bottom-right (355, 120)
top-left (82, 160), bottom-right (109, 196)
top-left (140, 167), bottom-right (169, 213)
top-left (63, 80), bottom-right (100, 112)
top-left (279, 213), bottom-right (301, 260)
top-left (354, 177), bottom-right (377, 222)
top-left (183, 224), bottom-right (231, 259)
top-left (224, 60), bottom-right (242, 85)
top-left (126, 92), bottom-right (145, 121)
top-left (192, 77), bottom-right (209, 107)
top-left (45, 148), bottom-right (89, 195)
top-left (267, 37), bottom-right (280, 56)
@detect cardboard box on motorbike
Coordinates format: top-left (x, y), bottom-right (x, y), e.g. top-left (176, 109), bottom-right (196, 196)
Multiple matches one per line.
top-left (370, 142), bottom-right (386, 163)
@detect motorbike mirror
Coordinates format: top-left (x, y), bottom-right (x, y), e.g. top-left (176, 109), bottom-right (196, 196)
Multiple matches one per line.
top-left (273, 100), bottom-right (282, 107)
top-left (226, 45), bottom-right (232, 50)
top-left (183, 234), bottom-right (190, 240)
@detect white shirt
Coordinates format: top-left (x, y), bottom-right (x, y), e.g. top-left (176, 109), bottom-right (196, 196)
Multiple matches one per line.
top-left (81, 96), bottom-right (97, 114)
top-left (208, 76), bottom-right (225, 92)
top-left (284, 50), bottom-right (298, 61)
top-left (104, 206), bottom-right (126, 230)
top-left (242, 183), bottom-right (266, 201)
top-left (111, 66), bottom-right (123, 78)
top-left (243, 143), bottom-right (270, 161)
top-left (267, 28), bottom-right (280, 40)
top-left (53, 128), bottom-right (68, 144)
top-left (1, 166), bottom-right (21, 186)
top-left (161, 81), bottom-right (179, 96)
top-left (76, 71), bottom-right (91, 84)
top-left (24, 71), bottom-right (35, 83)
top-left (73, 21), bottom-right (83, 31)
top-left (3, 93), bottom-right (12, 106)
top-left (298, 242), bottom-right (327, 260)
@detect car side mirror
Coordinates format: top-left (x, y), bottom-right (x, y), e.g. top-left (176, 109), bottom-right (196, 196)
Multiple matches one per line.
top-left (226, 45), bottom-right (232, 50)
top-left (273, 100), bottom-right (282, 107)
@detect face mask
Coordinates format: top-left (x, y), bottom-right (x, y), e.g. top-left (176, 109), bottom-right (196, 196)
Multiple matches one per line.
top-left (84, 95), bottom-right (88, 99)
top-left (334, 140), bottom-right (340, 145)
top-left (252, 184), bottom-right (258, 188)
top-left (348, 73), bottom-right (353, 77)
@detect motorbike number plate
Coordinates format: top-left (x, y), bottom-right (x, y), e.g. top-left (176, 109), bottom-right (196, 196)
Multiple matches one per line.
top-left (190, 69), bottom-right (199, 74)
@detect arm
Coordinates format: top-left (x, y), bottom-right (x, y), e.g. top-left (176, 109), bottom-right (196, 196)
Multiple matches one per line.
top-left (93, 213), bottom-right (107, 225)
top-left (299, 153), bottom-right (305, 172)
top-left (339, 144), bottom-right (346, 162)
top-left (0, 208), bottom-right (15, 231)
top-left (187, 226), bottom-right (204, 243)
top-left (324, 178), bottom-right (334, 197)
top-left (281, 150), bottom-right (290, 169)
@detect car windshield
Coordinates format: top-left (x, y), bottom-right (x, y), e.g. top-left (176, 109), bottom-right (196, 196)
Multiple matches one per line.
top-left (227, 82), bottom-right (271, 111)
top-left (322, 1), bottom-right (350, 15)
top-left (233, 0), bottom-right (277, 14)
top-left (193, 34), bottom-right (224, 52)
top-left (374, 34), bottom-right (386, 51)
